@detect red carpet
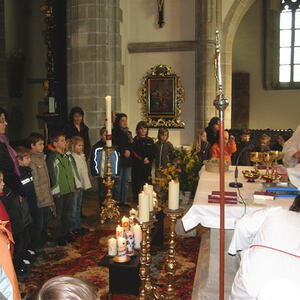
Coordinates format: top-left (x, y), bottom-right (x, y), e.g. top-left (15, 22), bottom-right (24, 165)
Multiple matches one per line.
top-left (19, 230), bottom-right (200, 299)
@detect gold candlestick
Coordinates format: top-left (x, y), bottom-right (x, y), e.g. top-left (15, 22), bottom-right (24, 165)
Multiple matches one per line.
top-left (163, 207), bottom-right (184, 300)
top-left (100, 147), bottom-right (120, 224)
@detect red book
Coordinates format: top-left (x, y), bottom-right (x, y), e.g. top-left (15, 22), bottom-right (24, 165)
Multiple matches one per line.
top-left (211, 191), bottom-right (237, 199)
top-left (253, 191), bottom-right (275, 200)
top-left (208, 195), bottom-right (237, 204)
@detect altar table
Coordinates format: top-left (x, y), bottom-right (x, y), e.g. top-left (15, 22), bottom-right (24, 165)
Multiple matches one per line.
top-left (182, 166), bottom-right (294, 299)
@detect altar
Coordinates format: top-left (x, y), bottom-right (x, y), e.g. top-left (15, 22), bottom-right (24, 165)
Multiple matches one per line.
top-left (182, 166), bottom-right (294, 299)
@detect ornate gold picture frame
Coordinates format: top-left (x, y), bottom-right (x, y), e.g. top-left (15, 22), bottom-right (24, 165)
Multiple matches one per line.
top-left (138, 64), bottom-right (185, 128)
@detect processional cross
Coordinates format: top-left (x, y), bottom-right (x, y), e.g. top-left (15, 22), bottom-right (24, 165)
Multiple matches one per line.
top-left (157, 0), bottom-right (165, 28)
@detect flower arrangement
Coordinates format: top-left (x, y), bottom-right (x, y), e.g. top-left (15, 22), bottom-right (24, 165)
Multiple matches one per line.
top-left (153, 145), bottom-right (203, 198)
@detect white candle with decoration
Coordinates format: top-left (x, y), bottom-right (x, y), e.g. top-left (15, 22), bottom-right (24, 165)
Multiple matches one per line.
top-left (168, 179), bottom-right (180, 210)
top-left (117, 237), bottom-right (127, 262)
top-left (129, 208), bottom-right (137, 217)
top-left (108, 237), bottom-right (117, 256)
top-left (121, 216), bottom-right (129, 232)
top-left (138, 191), bottom-right (149, 223)
top-left (143, 183), bottom-right (153, 211)
top-left (129, 215), bottom-right (135, 231)
top-left (105, 95), bottom-right (112, 147)
top-left (116, 225), bottom-right (124, 239)
top-left (126, 231), bottom-right (135, 256)
top-left (133, 224), bottom-right (142, 249)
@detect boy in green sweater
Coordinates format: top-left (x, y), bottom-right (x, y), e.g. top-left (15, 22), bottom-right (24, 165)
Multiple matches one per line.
top-left (46, 132), bottom-right (81, 246)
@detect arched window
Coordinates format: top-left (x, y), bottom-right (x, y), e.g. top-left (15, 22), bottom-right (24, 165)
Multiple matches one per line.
top-left (279, 0), bottom-right (300, 85)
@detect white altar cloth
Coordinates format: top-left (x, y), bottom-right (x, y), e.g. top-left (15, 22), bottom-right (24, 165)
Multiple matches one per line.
top-left (182, 166), bottom-right (293, 231)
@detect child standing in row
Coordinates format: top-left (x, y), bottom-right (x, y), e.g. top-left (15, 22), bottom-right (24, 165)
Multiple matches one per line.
top-left (69, 136), bottom-right (91, 235)
top-left (196, 129), bottom-right (212, 164)
top-left (154, 127), bottom-right (175, 177)
top-left (132, 121), bottom-right (155, 203)
top-left (46, 132), bottom-right (81, 246)
top-left (27, 133), bottom-right (54, 249)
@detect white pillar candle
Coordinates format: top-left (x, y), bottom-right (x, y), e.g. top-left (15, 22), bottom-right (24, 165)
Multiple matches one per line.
top-left (116, 225), bottom-right (124, 239)
top-left (143, 184), bottom-right (153, 211)
top-left (126, 231), bottom-right (135, 256)
top-left (105, 95), bottom-right (112, 147)
top-left (129, 208), bottom-right (137, 217)
top-left (117, 237), bottom-right (127, 262)
top-left (168, 179), bottom-right (180, 210)
top-left (129, 215), bottom-right (135, 231)
top-left (121, 216), bottom-right (129, 232)
top-left (108, 237), bottom-right (117, 256)
top-left (138, 191), bottom-right (149, 223)
top-left (133, 224), bottom-right (142, 249)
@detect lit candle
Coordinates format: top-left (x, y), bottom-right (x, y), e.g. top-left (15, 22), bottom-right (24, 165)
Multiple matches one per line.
top-left (121, 216), bottom-right (129, 232)
top-left (129, 208), bottom-right (137, 217)
top-left (143, 184), bottom-right (153, 211)
top-left (108, 237), bottom-right (117, 256)
top-left (117, 237), bottom-right (127, 262)
top-left (168, 179), bottom-right (180, 210)
top-left (138, 191), bottom-right (149, 223)
top-left (129, 215), bottom-right (135, 231)
top-left (116, 225), bottom-right (124, 239)
top-left (133, 224), bottom-right (142, 249)
top-left (105, 95), bottom-right (112, 147)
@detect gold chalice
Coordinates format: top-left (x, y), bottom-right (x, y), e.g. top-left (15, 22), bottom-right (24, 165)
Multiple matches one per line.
top-left (250, 152), bottom-right (263, 172)
top-left (269, 151), bottom-right (284, 165)
top-left (262, 152), bottom-right (274, 176)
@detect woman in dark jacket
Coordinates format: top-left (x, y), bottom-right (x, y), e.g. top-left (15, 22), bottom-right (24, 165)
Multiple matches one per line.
top-left (132, 121), bottom-right (155, 203)
top-left (64, 107), bottom-right (91, 159)
top-left (112, 113), bottom-right (133, 205)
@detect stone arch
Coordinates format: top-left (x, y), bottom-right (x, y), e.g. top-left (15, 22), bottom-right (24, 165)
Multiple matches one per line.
top-left (221, 0), bottom-right (257, 120)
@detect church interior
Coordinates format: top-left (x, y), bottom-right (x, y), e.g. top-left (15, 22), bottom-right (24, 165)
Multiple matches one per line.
top-left (0, 0), bottom-right (300, 299)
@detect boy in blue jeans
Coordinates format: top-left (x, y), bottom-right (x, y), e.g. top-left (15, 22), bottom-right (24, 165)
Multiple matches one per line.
top-left (46, 132), bottom-right (81, 246)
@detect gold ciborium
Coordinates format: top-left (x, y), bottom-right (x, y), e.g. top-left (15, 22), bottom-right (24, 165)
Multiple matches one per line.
top-left (269, 151), bottom-right (284, 165)
top-left (250, 152), bottom-right (263, 172)
top-left (262, 152), bottom-right (274, 176)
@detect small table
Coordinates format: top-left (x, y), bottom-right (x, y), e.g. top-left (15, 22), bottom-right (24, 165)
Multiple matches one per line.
top-left (98, 254), bottom-right (140, 295)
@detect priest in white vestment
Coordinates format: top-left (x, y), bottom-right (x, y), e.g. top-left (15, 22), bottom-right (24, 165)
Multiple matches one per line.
top-left (283, 125), bottom-right (300, 167)
top-left (228, 196), bottom-right (300, 300)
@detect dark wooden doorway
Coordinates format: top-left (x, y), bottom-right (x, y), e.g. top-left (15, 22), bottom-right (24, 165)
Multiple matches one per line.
top-left (231, 72), bottom-right (250, 128)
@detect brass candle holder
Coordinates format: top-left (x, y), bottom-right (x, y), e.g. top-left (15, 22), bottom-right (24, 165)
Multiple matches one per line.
top-left (138, 207), bottom-right (184, 300)
top-left (100, 147), bottom-right (120, 224)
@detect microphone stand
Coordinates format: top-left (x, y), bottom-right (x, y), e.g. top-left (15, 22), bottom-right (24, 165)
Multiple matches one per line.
top-left (229, 143), bottom-right (252, 188)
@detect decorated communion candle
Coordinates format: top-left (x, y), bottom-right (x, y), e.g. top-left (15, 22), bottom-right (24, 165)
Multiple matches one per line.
top-left (126, 231), bottom-right (135, 256)
top-left (116, 225), bottom-right (124, 239)
top-left (138, 191), bottom-right (149, 223)
top-left (168, 179), bottom-right (180, 210)
top-left (121, 216), bottom-right (129, 232)
top-left (133, 224), bottom-right (142, 249)
top-left (129, 216), bottom-right (135, 231)
top-left (108, 237), bottom-right (117, 256)
top-left (143, 184), bottom-right (153, 211)
top-left (105, 95), bottom-right (112, 147)
top-left (129, 208), bottom-right (137, 217)
top-left (117, 237), bottom-right (127, 262)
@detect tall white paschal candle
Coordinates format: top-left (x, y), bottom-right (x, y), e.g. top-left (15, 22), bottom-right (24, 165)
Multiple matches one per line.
top-left (168, 180), bottom-right (180, 210)
top-left (138, 191), bottom-right (149, 223)
top-left (133, 224), bottom-right (142, 249)
top-left (143, 184), bottom-right (153, 211)
top-left (105, 95), bottom-right (112, 147)
top-left (108, 237), bottom-right (117, 256)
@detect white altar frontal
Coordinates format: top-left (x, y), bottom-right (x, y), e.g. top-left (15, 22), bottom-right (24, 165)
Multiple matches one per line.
top-left (182, 166), bottom-right (294, 299)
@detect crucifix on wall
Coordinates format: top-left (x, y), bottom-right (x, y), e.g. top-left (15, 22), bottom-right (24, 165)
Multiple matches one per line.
top-left (157, 0), bottom-right (165, 28)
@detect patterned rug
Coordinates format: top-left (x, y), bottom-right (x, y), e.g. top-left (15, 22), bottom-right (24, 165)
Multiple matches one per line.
top-left (19, 230), bottom-right (200, 300)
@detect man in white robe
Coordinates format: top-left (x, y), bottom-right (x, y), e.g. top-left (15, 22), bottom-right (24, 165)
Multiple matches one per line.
top-left (283, 125), bottom-right (300, 167)
top-left (228, 197), bottom-right (300, 300)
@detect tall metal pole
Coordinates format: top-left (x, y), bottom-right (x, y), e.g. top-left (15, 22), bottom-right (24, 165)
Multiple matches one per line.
top-left (213, 30), bottom-right (228, 300)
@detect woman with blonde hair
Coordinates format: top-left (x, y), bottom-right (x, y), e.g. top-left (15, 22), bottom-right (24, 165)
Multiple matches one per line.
top-left (36, 276), bottom-right (100, 300)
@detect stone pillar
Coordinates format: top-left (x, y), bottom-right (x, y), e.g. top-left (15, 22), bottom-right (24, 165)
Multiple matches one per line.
top-left (0, 0), bottom-right (8, 108)
top-left (67, 0), bottom-right (122, 144)
top-left (195, 0), bottom-right (231, 130)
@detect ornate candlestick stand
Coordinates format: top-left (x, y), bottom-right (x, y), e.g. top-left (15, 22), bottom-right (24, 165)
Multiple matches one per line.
top-left (163, 207), bottom-right (184, 300)
top-left (100, 147), bottom-right (120, 224)
top-left (138, 220), bottom-right (155, 300)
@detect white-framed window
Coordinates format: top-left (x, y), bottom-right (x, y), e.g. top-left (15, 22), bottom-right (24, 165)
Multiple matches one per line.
top-left (279, 0), bottom-right (300, 85)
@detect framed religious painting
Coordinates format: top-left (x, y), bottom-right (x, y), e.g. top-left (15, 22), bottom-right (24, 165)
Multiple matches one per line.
top-left (138, 64), bottom-right (185, 128)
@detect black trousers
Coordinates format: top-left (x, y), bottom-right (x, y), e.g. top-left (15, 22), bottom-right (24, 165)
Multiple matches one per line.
top-left (53, 193), bottom-right (73, 240)
top-left (13, 226), bottom-right (30, 268)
